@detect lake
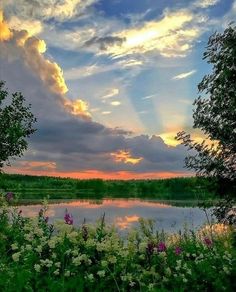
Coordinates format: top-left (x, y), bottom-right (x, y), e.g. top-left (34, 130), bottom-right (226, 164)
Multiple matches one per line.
top-left (17, 198), bottom-right (213, 233)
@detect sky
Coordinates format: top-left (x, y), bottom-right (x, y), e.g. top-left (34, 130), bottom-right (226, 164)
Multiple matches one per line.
top-left (0, 0), bottom-right (235, 179)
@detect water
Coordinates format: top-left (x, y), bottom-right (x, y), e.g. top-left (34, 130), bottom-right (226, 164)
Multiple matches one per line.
top-left (17, 199), bottom-right (213, 233)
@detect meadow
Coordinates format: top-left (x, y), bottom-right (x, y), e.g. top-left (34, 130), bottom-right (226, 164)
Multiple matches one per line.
top-left (0, 194), bottom-right (235, 291)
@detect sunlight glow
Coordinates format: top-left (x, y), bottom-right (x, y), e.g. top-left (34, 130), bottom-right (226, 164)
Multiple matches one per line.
top-left (111, 150), bottom-right (143, 165)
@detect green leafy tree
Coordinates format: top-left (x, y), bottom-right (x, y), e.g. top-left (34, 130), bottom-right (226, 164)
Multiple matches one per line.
top-left (176, 24), bottom-right (236, 221)
top-left (0, 81), bottom-right (36, 169)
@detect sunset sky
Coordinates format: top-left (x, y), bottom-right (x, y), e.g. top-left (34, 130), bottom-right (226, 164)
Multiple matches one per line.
top-left (0, 0), bottom-right (235, 179)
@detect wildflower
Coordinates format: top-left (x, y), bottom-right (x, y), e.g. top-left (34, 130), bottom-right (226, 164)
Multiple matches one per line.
top-left (25, 244), bottom-right (32, 251)
top-left (129, 281), bottom-right (135, 287)
top-left (35, 245), bottom-right (43, 253)
top-left (108, 255), bottom-right (117, 264)
top-left (87, 274), bottom-right (94, 282)
top-left (53, 269), bottom-right (60, 275)
top-left (148, 283), bottom-right (154, 291)
top-left (55, 262), bottom-right (61, 268)
top-left (5, 192), bottom-right (13, 202)
top-left (175, 246), bottom-right (182, 255)
top-left (97, 270), bottom-right (105, 277)
top-left (12, 252), bottom-right (20, 262)
top-left (101, 260), bottom-right (108, 267)
top-left (64, 271), bottom-right (70, 277)
top-left (157, 242), bottom-right (166, 252)
top-left (64, 209), bottom-right (73, 225)
top-left (34, 264), bottom-right (41, 272)
top-left (11, 243), bottom-right (18, 251)
top-left (165, 267), bottom-right (171, 276)
top-left (204, 237), bottom-right (213, 247)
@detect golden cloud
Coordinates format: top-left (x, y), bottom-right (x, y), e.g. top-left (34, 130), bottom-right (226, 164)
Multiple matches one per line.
top-left (0, 11), bottom-right (91, 119)
top-left (111, 150), bottom-right (143, 165)
top-left (63, 98), bottom-right (91, 119)
top-left (100, 10), bottom-right (201, 58)
top-left (7, 16), bottom-right (43, 36)
top-left (0, 11), bottom-right (12, 41)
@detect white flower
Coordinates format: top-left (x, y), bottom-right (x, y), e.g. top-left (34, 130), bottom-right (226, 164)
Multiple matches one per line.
top-left (64, 271), bottom-right (70, 277)
top-left (97, 270), bottom-right (105, 278)
top-left (25, 244), bottom-right (32, 251)
top-left (87, 274), bottom-right (94, 282)
top-left (108, 255), bottom-right (117, 264)
top-left (129, 281), bottom-right (135, 287)
top-left (101, 260), bottom-right (108, 268)
top-left (11, 243), bottom-right (18, 250)
top-left (53, 269), bottom-right (60, 275)
top-left (55, 262), bottom-right (61, 268)
top-left (34, 264), bottom-right (41, 272)
top-left (12, 252), bottom-right (20, 262)
top-left (48, 238), bottom-right (57, 249)
top-left (35, 246), bottom-right (42, 253)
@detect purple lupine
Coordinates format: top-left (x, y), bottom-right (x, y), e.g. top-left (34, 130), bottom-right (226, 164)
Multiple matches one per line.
top-left (5, 192), bottom-right (14, 202)
top-left (64, 210), bottom-right (73, 225)
top-left (175, 246), bottom-right (182, 255)
top-left (203, 237), bottom-right (213, 247)
top-left (157, 242), bottom-right (166, 252)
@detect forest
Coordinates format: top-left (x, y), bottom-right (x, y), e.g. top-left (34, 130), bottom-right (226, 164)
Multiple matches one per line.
top-left (0, 173), bottom-right (217, 200)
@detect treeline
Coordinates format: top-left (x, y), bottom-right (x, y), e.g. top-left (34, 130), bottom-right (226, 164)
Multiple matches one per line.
top-left (0, 173), bottom-right (218, 200)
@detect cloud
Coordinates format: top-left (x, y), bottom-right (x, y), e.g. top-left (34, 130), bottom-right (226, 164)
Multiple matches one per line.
top-left (101, 88), bottom-right (119, 99)
top-left (101, 111), bottom-right (112, 115)
top-left (0, 11), bottom-right (12, 41)
top-left (194, 0), bottom-right (220, 8)
top-left (7, 16), bottom-right (43, 36)
top-left (0, 11), bottom-right (90, 119)
top-left (2, 0), bottom-right (97, 21)
top-left (0, 10), bottom-right (191, 178)
top-left (97, 9), bottom-right (203, 58)
top-left (110, 101), bottom-right (121, 106)
top-left (172, 70), bottom-right (196, 80)
top-left (63, 99), bottom-right (91, 119)
top-left (85, 36), bottom-right (126, 50)
top-left (111, 150), bottom-right (143, 165)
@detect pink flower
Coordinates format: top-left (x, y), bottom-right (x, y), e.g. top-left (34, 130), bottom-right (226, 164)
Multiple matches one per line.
top-left (157, 242), bottom-right (166, 252)
top-left (64, 210), bottom-right (73, 225)
top-left (204, 237), bottom-right (212, 247)
top-left (175, 246), bottom-right (182, 255)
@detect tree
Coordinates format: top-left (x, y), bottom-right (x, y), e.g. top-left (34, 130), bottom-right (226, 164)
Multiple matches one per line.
top-left (0, 81), bottom-right (36, 169)
top-left (176, 24), bottom-right (236, 194)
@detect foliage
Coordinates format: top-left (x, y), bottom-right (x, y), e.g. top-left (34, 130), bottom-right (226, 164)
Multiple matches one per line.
top-left (176, 24), bottom-right (236, 192)
top-left (0, 81), bottom-right (36, 169)
top-left (176, 25), bottom-right (236, 223)
top-left (0, 196), bottom-right (235, 291)
top-left (0, 173), bottom-right (218, 200)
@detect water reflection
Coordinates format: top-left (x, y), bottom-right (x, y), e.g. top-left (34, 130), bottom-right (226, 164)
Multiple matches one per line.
top-left (17, 198), bottom-right (213, 232)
